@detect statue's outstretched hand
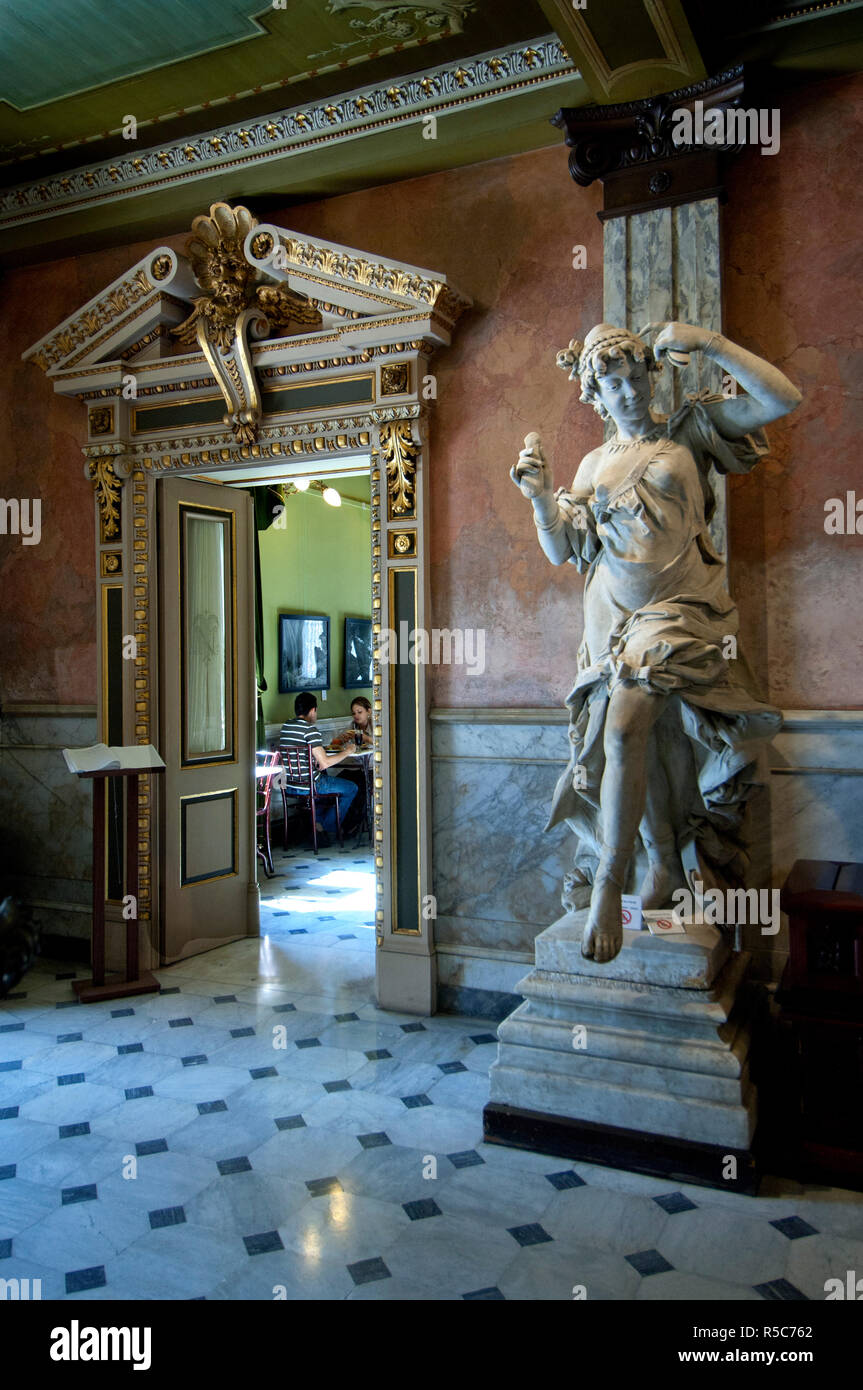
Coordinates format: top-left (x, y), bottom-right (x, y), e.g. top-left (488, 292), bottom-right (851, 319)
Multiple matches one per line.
top-left (511, 432), bottom-right (552, 500)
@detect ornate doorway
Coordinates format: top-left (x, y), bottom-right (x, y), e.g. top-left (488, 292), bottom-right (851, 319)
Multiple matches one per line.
top-left (25, 202), bottom-right (470, 1014)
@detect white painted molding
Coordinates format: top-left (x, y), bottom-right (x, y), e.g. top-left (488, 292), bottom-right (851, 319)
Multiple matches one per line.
top-left (431, 706), bottom-right (863, 730)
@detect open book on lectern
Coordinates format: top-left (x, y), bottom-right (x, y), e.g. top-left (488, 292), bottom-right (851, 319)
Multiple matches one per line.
top-left (62, 743), bottom-right (165, 775)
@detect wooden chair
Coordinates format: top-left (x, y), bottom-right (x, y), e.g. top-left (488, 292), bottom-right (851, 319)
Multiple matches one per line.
top-left (255, 749), bottom-right (280, 878)
top-left (279, 742), bottom-right (343, 854)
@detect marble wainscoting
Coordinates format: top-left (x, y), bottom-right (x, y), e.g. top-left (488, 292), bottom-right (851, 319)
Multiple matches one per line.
top-left (430, 708), bottom-right (863, 1015)
top-left (0, 706), bottom-right (98, 951)
top-left (755, 710), bottom-right (863, 981)
top-left (430, 709), bottom-right (573, 1019)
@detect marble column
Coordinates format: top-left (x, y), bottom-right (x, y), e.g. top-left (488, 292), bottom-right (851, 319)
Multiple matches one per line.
top-left (603, 198), bottom-right (728, 556)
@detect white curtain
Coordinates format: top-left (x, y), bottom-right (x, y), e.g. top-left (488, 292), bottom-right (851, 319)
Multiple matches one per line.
top-left (186, 514), bottom-right (227, 757)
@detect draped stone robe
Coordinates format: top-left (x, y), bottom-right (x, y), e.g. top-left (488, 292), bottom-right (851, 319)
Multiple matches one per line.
top-left (542, 393), bottom-right (781, 895)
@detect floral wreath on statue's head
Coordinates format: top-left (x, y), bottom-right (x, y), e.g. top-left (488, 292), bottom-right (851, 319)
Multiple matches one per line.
top-left (556, 324), bottom-right (663, 422)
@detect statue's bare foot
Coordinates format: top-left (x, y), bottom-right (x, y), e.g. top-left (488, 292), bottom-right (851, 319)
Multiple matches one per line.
top-left (562, 870), bottom-right (592, 914)
top-left (581, 879), bottom-right (623, 963)
top-left (638, 858), bottom-right (674, 909)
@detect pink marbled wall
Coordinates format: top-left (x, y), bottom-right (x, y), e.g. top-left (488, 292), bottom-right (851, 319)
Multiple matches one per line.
top-left (279, 146), bottom-right (606, 708)
top-left (724, 73), bottom-right (863, 709)
top-left (2, 79), bottom-right (860, 712)
top-left (0, 236), bottom-right (185, 705)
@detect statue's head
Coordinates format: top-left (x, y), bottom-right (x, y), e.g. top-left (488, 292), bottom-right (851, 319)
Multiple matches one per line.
top-left (556, 324), bottom-right (661, 422)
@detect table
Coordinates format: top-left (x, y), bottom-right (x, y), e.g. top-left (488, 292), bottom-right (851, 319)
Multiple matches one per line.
top-left (327, 745), bottom-right (374, 844)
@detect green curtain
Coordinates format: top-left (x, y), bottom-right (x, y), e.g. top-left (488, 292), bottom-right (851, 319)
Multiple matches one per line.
top-left (249, 485), bottom-right (284, 749)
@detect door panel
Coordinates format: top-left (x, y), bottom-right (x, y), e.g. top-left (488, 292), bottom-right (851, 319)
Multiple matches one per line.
top-left (158, 476), bottom-right (255, 962)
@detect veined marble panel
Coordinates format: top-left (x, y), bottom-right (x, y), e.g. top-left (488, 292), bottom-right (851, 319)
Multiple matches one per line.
top-left (603, 198), bottom-right (726, 555)
top-left (603, 199), bottom-right (723, 416)
top-left (430, 747), bottom-right (572, 953)
top-left (436, 944), bottom-right (530, 992)
top-left (430, 708), bottom-right (863, 1000)
top-left (0, 710), bottom-right (97, 939)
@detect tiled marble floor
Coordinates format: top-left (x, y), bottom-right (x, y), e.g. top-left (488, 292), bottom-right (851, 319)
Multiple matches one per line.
top-left (2, 841), bottom-right (863, 1301)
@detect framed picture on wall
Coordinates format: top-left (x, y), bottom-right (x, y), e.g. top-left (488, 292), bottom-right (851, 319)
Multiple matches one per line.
top-left (278, 614), bottom-right (330, 693)
top-left (344, 617), bottom-right (373, 689)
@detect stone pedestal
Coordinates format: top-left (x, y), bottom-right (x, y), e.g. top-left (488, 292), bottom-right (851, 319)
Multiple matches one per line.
top-left (483, 911), bottom-right (759, 1193)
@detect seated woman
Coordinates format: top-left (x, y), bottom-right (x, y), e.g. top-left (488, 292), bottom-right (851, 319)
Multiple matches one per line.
top-left (330, 696), bottom-right (374, 750)
top-left (329, 696), bottom-right (373, 835)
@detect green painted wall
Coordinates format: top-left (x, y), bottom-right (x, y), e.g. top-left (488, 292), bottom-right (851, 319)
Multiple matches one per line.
top-left (258, 482), bottom-right (372, 724)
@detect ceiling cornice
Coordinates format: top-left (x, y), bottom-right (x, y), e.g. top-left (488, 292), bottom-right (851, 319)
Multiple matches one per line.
top-left (0, 35), bottom-right (582, 262)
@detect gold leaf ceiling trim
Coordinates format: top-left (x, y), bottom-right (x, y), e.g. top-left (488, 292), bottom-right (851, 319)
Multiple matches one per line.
top-left (0, 38), bottom-right (573, 232)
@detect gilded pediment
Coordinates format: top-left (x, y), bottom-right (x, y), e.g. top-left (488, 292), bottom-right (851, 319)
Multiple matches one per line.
top-left (24, 200), bottom-right (469, 445)
top-left (23, 200), bottom-right (468, 382)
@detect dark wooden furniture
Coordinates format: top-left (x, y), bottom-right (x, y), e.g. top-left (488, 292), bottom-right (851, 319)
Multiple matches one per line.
top-left (72, 766), bottom-right (163, 1003)
top-left (775, 859), bottom-right (863, 1189)
top-left (279, 743), bottom-right (343, 854)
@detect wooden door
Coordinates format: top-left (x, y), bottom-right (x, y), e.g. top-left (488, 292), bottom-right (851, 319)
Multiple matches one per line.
top-left (157, 476), bottom-right (256, 962)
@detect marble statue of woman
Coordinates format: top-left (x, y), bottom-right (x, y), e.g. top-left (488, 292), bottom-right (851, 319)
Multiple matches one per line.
top-left (511, 322), bottom-right (801, 964)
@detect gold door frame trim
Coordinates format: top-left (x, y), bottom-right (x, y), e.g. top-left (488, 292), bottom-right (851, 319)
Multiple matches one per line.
top-left (260, 371), bottom-right (375, 414)
top-left (101, 581), bottom-right (123, 904)
top-left (130, 373), bottom-right (377, 435)
top-left (27, 214), bottom-right (468, 1010)
top-left (387, 564), bottom-right (422, 938)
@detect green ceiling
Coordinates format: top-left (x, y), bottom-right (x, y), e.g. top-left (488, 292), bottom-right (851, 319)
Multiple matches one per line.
top-left (0, 0), bottom-right (548, 161)
top-left (3, 0), bottom-right (862, 265)
top-left (0, 1), bottom-right (271, 108)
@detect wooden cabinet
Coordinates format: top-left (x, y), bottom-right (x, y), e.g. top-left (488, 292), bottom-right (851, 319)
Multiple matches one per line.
top-left (775, 860), bottom-right (863, 1189)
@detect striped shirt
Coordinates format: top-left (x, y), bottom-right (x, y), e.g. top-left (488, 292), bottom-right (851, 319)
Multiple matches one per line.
top-left (278, 717), bottom-right (323, 792)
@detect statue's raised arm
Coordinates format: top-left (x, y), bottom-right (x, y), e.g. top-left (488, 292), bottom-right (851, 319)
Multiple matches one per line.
top-left (646, 320), bottom-right (802, 439)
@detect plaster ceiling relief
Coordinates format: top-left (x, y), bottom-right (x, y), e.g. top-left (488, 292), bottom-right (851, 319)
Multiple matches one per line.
top-left (317, 1), bottom-right (477, 46)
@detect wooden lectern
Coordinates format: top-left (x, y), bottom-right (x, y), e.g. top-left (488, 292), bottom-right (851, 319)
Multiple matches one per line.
top-left (63, 744), bottom-right (165, 1003)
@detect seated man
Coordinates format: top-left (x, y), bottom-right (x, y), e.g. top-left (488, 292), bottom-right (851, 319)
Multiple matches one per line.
top-left (330, 696), bottom-right (374, 750)
top-left (279, 692), bottom-right (357, 840)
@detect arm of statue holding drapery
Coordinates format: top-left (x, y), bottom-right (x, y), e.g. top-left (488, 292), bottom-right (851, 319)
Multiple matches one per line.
top-left (645, 321), bottom-right (803, 438)
top-left (511, 432), bottom-right (600, 571)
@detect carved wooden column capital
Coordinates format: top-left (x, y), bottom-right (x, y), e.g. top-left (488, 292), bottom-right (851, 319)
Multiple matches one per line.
top-left (552, 65), bottom-right (745, 218)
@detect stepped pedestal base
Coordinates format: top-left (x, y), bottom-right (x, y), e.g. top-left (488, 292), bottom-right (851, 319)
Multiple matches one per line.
top-left (483, 911), bottom-right (759, 1193)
